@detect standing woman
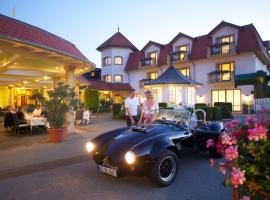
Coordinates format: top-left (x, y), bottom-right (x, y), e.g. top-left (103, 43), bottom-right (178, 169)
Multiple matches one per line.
top-left (139, 90), bottom-right (159, 125)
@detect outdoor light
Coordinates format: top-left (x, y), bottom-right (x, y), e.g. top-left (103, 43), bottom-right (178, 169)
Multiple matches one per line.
top-left (85, 142), bottom-right (95, 153)
top-left (125, 151), bottom-right (136, 165)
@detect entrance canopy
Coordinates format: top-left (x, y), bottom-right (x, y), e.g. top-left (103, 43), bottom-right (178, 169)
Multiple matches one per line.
top-left (0, 14), bottom-right (95, 89)
top-left (145, 65), bottom-right (202, 86)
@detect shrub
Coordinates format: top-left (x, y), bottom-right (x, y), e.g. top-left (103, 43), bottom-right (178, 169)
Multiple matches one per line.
top-left (159, 102), bottom-right (168, 109)
top-left (112, 103), bottom-right (122, 116)
top-left (242, 104), bottom-right (248, 114)
top-left (203, 106), bottom-right (214, 121)
top-left (222, 104), bottom-right (233, 119)
top-left (213, 106), bottom-right (222, 121)
top-left (195, 103), bottom-right (207, 110)
top-left (187, 107), bottom-right (194, 113)
top-left (214, 102), bottom-right (233, 112)
top-left (84, 90), bottom-right (99, 111)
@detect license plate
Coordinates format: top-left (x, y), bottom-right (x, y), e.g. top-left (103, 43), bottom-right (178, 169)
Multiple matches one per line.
top-left (98, 165), bottom-right (117, 177)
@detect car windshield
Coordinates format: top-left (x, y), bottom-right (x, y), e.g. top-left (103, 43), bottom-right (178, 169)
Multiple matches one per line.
top-left (156, 109), bottom-right (191, 127)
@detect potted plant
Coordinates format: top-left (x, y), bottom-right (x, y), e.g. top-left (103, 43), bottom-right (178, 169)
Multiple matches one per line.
top-left (43, 85), bottom-right (78, 143)
top-left (207, 110), bottom-right (270, 200)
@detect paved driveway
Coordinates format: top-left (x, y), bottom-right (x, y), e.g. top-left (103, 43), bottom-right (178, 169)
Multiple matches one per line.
top-left (0, 153), bottom-right (231, 200)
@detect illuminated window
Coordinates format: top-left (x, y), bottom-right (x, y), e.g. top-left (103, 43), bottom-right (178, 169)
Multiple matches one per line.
top-left (175, 45), bottom-right (189, 52)
top-left (147, 72), bottom-right (158, 80)
top-left (217, 62), bottom-right (234, 81)
top-left (114, 75), bottom-right (123, 83)
top-left (169, 86), bottom-right (183, 104)
top-left (103, 57), bottom-right (112, 66)
top-left (211, 89), bottom-right (241, 111)
top-left (150, 88), bottom-right (162, 102)
top-left (114, 94), bottom-right (122, 103)
top-left (187, 87), bottom-right (195, 106)
top-left (179, 67), bottom-right (190, 78)
top-left (147, 51), bottom-right (158, 65)
top-left (114, 56), bottom-right (123, 65)
top-left (216, 35), bottom-right (234, 54)
top-left (104, 75), bottom-right (112, 83)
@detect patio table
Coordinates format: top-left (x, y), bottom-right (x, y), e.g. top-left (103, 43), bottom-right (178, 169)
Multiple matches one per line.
top-left (25, 116), bottom-right (49, 134)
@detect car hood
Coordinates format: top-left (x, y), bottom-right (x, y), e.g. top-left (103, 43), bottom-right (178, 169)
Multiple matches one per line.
top-left (99, 124), bottom-right (172, 163)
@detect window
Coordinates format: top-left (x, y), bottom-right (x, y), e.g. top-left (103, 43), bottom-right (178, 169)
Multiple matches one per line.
top-left (175, 45), bottom-right (189, 52)
top-left (114, 94), bottom-right (122, 103)
top-left (169, 86), bottom-right (183, 104)
top-left (216, 35), bottom-right (234, 54)
top-left (179, 67), bottom-right (190, 78)
top-left (114, 56), bottom-right (123, 65)
top-left (147, 51), bottom-right (158, 65)
top-left (217, 62), bottom-right (234, 81)
top-left (104, 75), bottom-right (112, 83)
top-left (211, 89), bottom-right (241, 111)
top-left (114, 75), bottom-right (123, 83)
top-left (150, 88), bottom-right (162, 102)
top-left (147, 72), bottom-right (158, 80)
top-left (187, 87), bottom-right (196, 106)
top-left (103, 57), bottom-right (112, 66)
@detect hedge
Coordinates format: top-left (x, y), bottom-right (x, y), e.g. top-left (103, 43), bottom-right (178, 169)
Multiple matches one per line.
top-left (213, 106), bottom-right (222, 121)
top-left (195, 103), bottom-right (207, 110)
top-left (112, 103), bottom-right (122, 116)
top-left (84, 89), bottom-right (99, 111)
top-left (214, 102), bottom-right (232, 112)
top-left (159, 102), bottom-right (168, 108)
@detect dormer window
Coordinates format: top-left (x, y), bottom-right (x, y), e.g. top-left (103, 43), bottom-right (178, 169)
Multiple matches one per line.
top-left (147, 51), bottom-right (158, 65)
top-left (103, 57), bottom-right (112, 66)
top-left (114, 56), bottom-right (123, 65)
top-left (175, 44), bottom-right (189, 53)
top-left (211, 35), bottom-right (235, 55)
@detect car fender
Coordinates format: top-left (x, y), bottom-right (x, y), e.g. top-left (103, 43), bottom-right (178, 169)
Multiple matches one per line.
top-left (148, 138), bottom-right (177, 160)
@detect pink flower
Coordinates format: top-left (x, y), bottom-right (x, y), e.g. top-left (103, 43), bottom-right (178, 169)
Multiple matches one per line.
top-left (219, 162), bottom-right (227, 175)
top-left (245, 116), bottom-right (256, 126)
top-left (206, 139), bottom-right (214, 148)
top-left (240, 196), bottom-right (250, 200)
top-left (260, 106), bottom-right (268, 113)
top-left (221, 133), bottom-right (237, 146)
top-left (224, 146), bottom-right (238, 161)
top-left (210, 158), bottom-right (215, 167)
top-left (247, 124), bottom-right (267, 141)
top-left (225, 119), bottom-right (240, 130)
top-left (231, 167), bottom-right (246, 188)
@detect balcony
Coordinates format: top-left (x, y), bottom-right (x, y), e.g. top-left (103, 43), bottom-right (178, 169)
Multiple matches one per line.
top-left (208, 42), bottom-right (236, 57)
top-left (208, 71), bottom-right (234, 84)
top-left (140, 57), bottom-right (157, 67)
top-left (140, 78), bottom-right (152, 88)
top-left (169, 51), bottom-right (189, 63)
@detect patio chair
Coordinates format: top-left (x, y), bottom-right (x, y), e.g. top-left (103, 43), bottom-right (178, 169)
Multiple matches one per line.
top-left (75, 109), bottom-right (84, 125)
top-left (12, 113), bottom-right (29, 136)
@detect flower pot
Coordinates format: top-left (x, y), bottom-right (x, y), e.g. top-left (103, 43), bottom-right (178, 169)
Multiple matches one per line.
top-left (48, 128), bottom-right (66, 143)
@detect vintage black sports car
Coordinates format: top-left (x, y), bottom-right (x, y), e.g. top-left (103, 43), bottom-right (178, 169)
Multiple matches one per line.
top-left (85, 109), bottom-right (223, 186)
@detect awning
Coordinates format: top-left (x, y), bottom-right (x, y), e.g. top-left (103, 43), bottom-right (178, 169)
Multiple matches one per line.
top-left (235, 70), bottom-right (269, 86)
top-left (144, 65), bottom-right (202, 86)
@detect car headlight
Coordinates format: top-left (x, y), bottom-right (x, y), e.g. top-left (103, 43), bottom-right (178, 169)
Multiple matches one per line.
top-left (125, 151), bottom-right (136, 165)
top-left (85, 142), bottom-right (95, 153)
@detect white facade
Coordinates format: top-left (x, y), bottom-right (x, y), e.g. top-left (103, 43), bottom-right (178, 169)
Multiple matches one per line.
top-left (98, 24), bottom-right (269, 111)
top-left (100, 47), bottom-right (132, 83)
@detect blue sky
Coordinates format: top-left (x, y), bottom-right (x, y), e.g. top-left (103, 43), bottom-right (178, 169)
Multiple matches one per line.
top-left (1, 0), bottom-right (270, 67)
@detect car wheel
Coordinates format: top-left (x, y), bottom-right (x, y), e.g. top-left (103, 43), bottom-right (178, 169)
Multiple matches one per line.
top-left (149, 149), bottom-right (179, 186)
top-left (209, 147), bottom-right (222, 158)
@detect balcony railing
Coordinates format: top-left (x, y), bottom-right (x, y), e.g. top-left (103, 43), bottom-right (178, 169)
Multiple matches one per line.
top-left (140, 78), bottom-right (152, 88)
top-left (140, 57), bottom-right (157, 67)
top-left (208, 42), bottom-right (236, 56)
top-left (208, 71), bottom-right (234, 84)
top-left (169, 51), bottom-right (189, 62)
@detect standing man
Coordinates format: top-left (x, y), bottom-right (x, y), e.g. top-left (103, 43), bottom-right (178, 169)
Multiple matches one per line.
top-left (124, 91), bottom-right (139, 126)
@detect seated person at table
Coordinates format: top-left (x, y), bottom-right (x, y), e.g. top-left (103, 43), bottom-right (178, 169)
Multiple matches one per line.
top-left (4, 106), bottom-right (13, 128)
top-left (32, 105), bottom-right (42, 117)
top-left (16, 107), bottom-right (27, 124)
top-left (41, 106), bottom-right (48, 118)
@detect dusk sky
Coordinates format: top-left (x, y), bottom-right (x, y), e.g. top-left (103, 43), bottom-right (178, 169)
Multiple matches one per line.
top-left (1, 0), bottom-right (269, 67)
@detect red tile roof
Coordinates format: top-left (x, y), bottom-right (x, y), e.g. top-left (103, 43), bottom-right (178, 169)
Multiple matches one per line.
top-left (125, 21), bottom-right (270, 71)
top-left (97, 32), bottom-right (138, 52)
top-left (0, 14), bottom-right (90, 63)
top-left (78, 76), bottom-right (133, 91)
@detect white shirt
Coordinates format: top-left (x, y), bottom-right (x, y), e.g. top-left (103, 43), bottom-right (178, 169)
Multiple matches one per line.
top-left (142, 99), bottom-right (159, 114)
top-left (33, 108), bottom-right (42, 117)
top-left (124, 97), bottom-right (139, 116)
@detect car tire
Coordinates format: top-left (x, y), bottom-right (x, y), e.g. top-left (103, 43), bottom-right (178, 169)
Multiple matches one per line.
top-left (149, 149), bottom-right (179, 186)
top-left (209, 147), bottom-right (222, 158)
